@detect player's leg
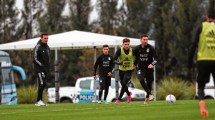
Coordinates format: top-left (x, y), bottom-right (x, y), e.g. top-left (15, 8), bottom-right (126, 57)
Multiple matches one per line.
top-left (197, 62), bottom-right (210, 118)
top-left (104, 77), bottom-right (111, 104)
top-left (115, 71), bottom-right (125, 104)
top-left (123, 71), bottom-right (132, 103)
top-left (146, 71), bottom-right (154, 100)
top-left (137, 70), bottom-right (150, 104)
top-left (98, 76), bottom-right (105, 104)
top-left (35, 72), bottom-right (46, 106)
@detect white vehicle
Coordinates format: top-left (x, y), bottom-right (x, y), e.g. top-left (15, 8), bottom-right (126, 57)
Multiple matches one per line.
top-left (48, 86), bottom-right (75, 103)
top-left (196, 74), bottom-right (215, 99)
top-left (72, 77), bottom-right (146, 103)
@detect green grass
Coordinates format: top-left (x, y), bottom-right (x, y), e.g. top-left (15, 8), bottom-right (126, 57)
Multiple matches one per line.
top-left (0, 100), bottom-right (214, 120)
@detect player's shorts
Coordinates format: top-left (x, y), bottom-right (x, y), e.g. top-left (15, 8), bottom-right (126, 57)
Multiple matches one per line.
top-left (197, 61), bottom-right (215, 89)
top-left (99, 75), bottom-right (111, 88)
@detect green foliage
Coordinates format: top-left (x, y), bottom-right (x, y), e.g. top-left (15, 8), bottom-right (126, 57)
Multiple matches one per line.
top-left (17, 85), bottom-right (48, 104)
top-left (69, 0), bottom-right (92, 31)
top-left (156, 77), bottom-right (196, 100)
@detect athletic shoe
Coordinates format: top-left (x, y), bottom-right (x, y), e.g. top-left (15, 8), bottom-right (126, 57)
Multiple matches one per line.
top-left (98, 100), bottom-right (102, 104)
top-left (149, 94), bottom-right (154, 101)
top-left (199, 100), bottom-right (208, 118)
top-left (115, 100), bottom-right (120, 105)
top-left (144, 98), bottom-right (149, 105)
top-left (35, 100), bottom-right (46, 106)
top-left (127, 92), bottom-right (132, 103)
top-left (104, 100), bottom-right (109, 104)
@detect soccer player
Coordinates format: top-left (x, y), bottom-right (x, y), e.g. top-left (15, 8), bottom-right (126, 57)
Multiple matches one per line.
top-left (133, 34), bottom-right (157, 104)
top-left (114, 38), bottom-right (134, 104)
top-left (188, 6), bottom-right (215, 118)
top-left (93, 44), bottom-right (114, 104)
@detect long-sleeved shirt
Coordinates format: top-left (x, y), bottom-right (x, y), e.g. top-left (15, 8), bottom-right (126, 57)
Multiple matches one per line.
top-left (133, 44), bottom-right (157, 71)
top-left (93, 54), bottom-right (114, 76)
top-left (32, 40), bottom-right (50, 74)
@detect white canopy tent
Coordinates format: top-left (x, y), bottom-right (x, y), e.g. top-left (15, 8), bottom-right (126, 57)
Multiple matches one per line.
top-left (0, 30), bottom-right (155, 50)
top-left (0, 30), bottom-right (156, 102)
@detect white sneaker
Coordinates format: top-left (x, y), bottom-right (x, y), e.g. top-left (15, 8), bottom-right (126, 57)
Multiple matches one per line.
top-left (144, 98), bottom-right (149, 105)
top-left (149, 95), bottom-right (154, 101)
top-left (98, 100), bottom-right (102, 104)
top-left (35, 100), bottom-right (46, 106)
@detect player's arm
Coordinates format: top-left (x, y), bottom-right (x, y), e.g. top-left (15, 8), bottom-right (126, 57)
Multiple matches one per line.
top-left (148, 46), bottom-right (157, 69)
top-left (93, 56), bottom-right (100, 79)
top-left (188, 25), bottom-right (202, 69)
top-left (32, 45), bottom-right (44, 67)
top-left (113, 48), bottom-right (122, 65)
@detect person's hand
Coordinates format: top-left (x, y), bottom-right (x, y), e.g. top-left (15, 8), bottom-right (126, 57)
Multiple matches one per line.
top-left (107, 72), bottom-right (112, 77)
top-left (93, 75), bottom-right (97, 80)
top-left (133, 64), bottom-right (136, 70)
top-left (148, 64), bottom-right (154, 69)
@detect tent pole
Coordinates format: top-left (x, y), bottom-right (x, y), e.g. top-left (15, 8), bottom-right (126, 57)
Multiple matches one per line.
top-left (93, 46), bottom-right (96, 63)
top-left (54, 48), bottom-right (60, 103)
top-left (114, 46), bottom-right (119, 99)
top-left (154, 66), bottom-right (156, 101)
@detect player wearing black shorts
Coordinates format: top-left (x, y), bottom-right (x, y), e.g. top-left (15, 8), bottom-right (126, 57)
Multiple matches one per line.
top-left (93, 45), bottom-right (114, 104)
top-left (188, 6), bottom-right (215, 118)
top-left (133, 34), bottom-right (157, 104)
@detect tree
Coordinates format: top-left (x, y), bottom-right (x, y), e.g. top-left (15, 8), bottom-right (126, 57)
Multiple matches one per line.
top-left (38, 0), bottom-right (67, 34)
top-left (69, 0), bottom-right (92, 31)
top-left (97, 0), bottom-right (118, 35)
top-left (125, 0), bottom-right (151, 37)
top-left (171, 0), bottom-right (203, 78)
top-left (151, 0), bottom-right (175, 79)
top-left (0, 0), bottom-right (19, 43)
top-left (17, 0), bottom-right (46, 39)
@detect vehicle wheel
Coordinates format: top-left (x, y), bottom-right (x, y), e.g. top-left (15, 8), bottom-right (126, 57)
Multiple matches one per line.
top-left (204, 96), bottom-right (214, 99)
top-left (60, 98), bottom-right (72, 103)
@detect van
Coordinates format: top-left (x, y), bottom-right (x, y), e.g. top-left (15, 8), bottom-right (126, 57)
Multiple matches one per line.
top-left (0, 51), bottom-right (26, 105)
top-left (72, 77), bottom-right (146, 103)
top-left (196, 74), bottom-right (215, 99)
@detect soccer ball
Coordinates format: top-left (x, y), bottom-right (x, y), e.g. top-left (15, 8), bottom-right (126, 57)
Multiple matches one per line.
top-left (165, 94), bottom-right (176, 103)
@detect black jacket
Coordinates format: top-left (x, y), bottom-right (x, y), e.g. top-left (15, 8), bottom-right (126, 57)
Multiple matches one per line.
top-left (32, 40), bottom-right (50, 74)
top-left (93, 54), bottom-right (114, 76)
top-left (134, 44), bottom-right (157, 71)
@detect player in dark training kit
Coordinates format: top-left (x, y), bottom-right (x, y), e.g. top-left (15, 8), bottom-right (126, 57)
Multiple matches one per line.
top-left (93, 45), bottom-right (114, 104)
top-left (133, 34), bottom-right (157, 104)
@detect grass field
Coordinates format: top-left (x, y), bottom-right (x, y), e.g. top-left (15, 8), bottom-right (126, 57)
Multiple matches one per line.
top-left (0, 100), bottom-right (214, 120)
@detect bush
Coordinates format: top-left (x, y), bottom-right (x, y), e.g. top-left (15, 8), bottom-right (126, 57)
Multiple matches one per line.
top-left (156, 77), bottom-right (196, 100)
top-left (17, 85), bottom-right (48, 104)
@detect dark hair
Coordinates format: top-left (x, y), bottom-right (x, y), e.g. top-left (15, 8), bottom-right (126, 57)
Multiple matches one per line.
top-left (208, 0), bottom-right (215, 19)
top-left (122, 38), bottom-right (130, 43)
top-left (103, 44), bottom-right (109, 48)
top-left (41, 33), bottom-right (48, 38)
top-left (140, 34), bottom-right (148, 39)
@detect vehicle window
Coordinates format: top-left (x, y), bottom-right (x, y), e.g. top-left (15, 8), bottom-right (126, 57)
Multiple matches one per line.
top-left (1, 68), bottom-right (14, 85)
top-left (95, 81), bottom-right (100, 89)
top-left (110, 79), bottom-right (121, 89)
top-left (79, 80), bottom-right (91, 89)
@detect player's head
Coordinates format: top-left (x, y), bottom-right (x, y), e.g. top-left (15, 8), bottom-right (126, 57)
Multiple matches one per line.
top-left (41, 33), bottom-right (48, 44)
top-left (140, 34), bottom-right (149, 46)
top-left (102, 44), bottom-right (109, 55)
top-left (122, 38), bottom-right (130, 50)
